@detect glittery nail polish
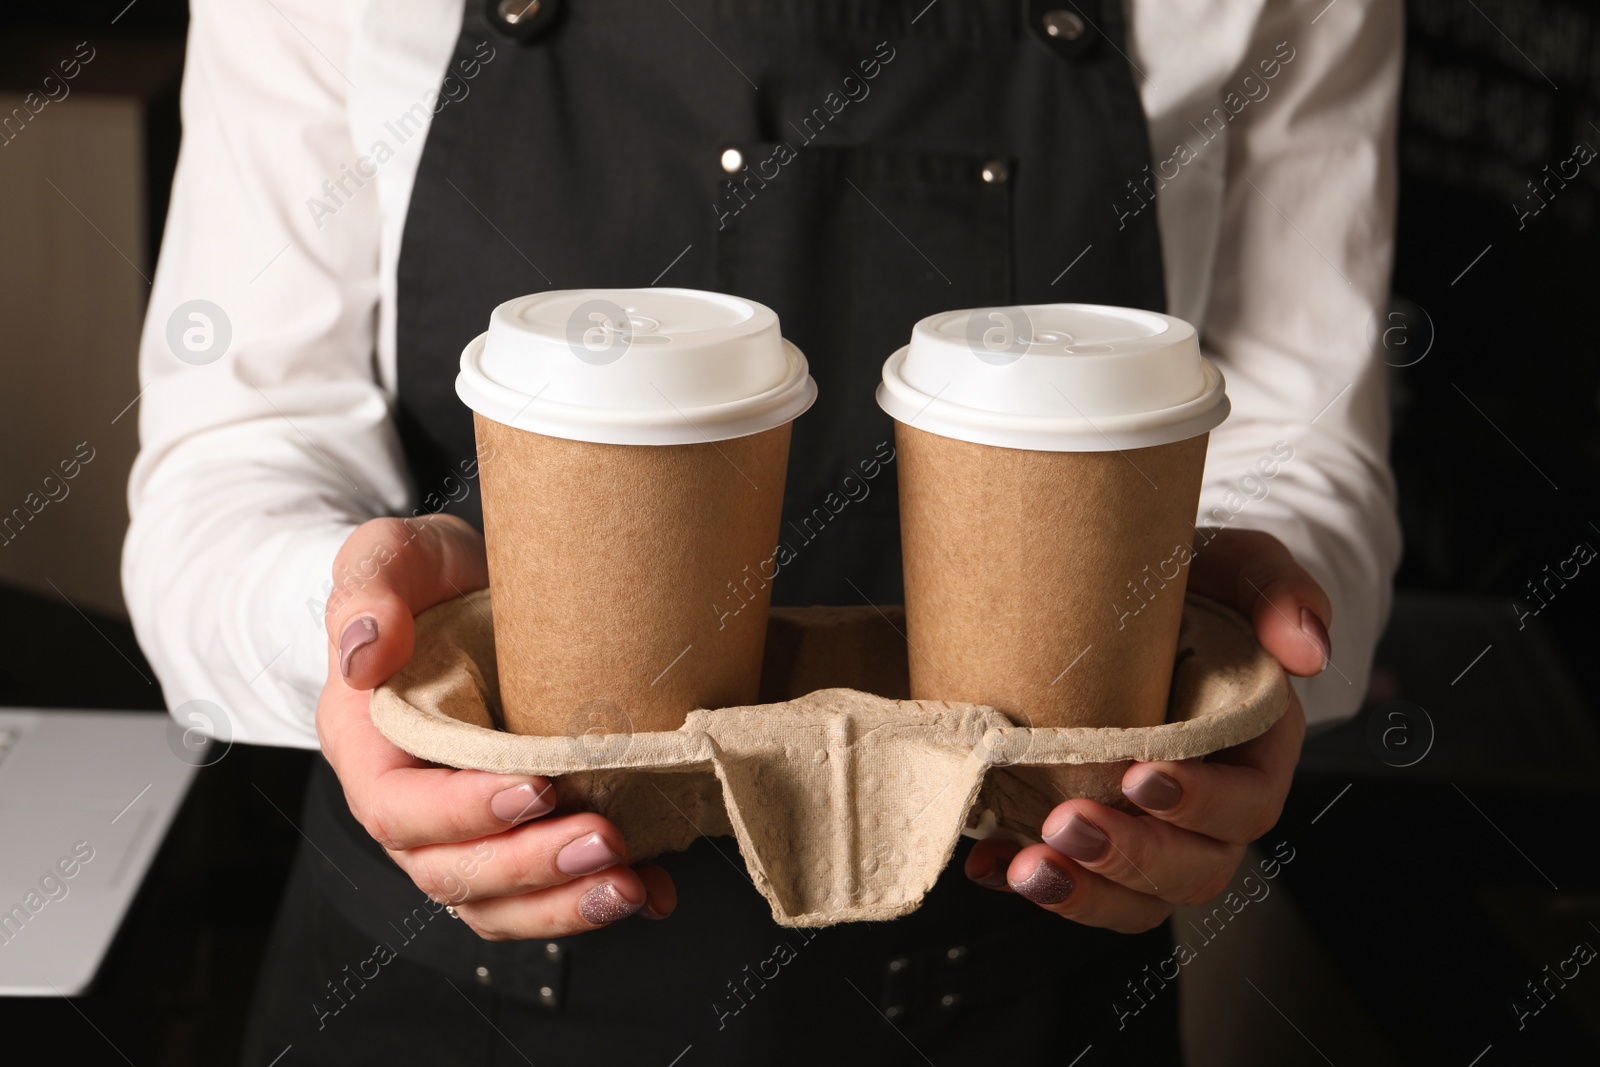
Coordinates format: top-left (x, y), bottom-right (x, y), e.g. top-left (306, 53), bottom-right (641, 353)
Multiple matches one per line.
top-left (578, 883), bottom-right (640, 925)
top-left (1010, 858), bottom-right (1074, 905)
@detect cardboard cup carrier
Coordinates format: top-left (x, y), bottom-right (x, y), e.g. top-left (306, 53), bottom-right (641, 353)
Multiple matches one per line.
top-left (877, 304), bottom-right (1231, 804)
top-left (456, 288), bottom-right (816, 736)
top-left (375, 296), bottom-right (1284, 926)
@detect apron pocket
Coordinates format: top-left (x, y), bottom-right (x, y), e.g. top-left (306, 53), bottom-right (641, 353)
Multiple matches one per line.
top-left (712, 140), bottom-right (1012, 330)
top-left (711, 142), bottom-right (1012, 604)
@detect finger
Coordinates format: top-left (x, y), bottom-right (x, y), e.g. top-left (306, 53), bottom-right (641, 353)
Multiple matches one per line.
top-left (324, 514), bottom-right (489, 690)
top-left (964, 837), bottom-right (1022, 891)
top-left (1189, 528), bottom-right (1333, 677)
top-left (637, 864), bottom-right (677, 920)
top-left (1120, 693), bottom-right (1306, 844)
top-left (454, 869), bottom-right (649, 940)
top-left (1004, 845), bottom-right (1170, 934)
top-left (398, 815), bottom-right (628, 902)
top-left (317, 664), bottom-right (556, 851)
top-left (1041, 800), bottom-right (1246, 906)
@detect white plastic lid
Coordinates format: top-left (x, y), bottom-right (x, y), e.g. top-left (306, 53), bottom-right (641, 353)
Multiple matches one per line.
top-left (457, 288), bottom-right (817, 445)
top-left (876, 304), bottom-right (1229, 451)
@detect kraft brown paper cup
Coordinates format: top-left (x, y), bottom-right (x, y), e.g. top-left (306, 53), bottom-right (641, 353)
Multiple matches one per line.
top-left (456, 289), bottom-right (817, 737)
top-left (896, 424), bottom-right (1209, 732)
top-left (878, 304), bottom-right (1230, 810)
top-left (475, 415), bottom-right (793, 735)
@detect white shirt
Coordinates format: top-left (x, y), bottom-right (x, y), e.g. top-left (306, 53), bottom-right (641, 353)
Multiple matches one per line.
top-left (124, 0), bottom-right (1404, 748)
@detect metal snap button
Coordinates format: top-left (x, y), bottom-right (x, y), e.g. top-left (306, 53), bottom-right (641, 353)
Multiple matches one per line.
top-left (474, 965), bottom-right (492, 985)
top-left (720, 148), bottom-right (744, 174)
top-left (940, 992), bottom-right (961, 1009)
top-left (1042, 10), bottom-right (1086, 40)
top-left (488, 0), bottom-right (562, 43)
top-left (498, 0), bottom-right (540, 23)
top-left (981, 160), bottom-right (1010, 185)
top-left (888, 957), bottom-right (909, 972)
top-left (946, 945), bottom-right (968, 962)
top-left (544, 942), bottom-right (561, 958)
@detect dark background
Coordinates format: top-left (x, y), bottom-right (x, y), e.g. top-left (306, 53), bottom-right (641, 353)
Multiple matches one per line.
top-left (1, 1), bottom-right (1596, 1063)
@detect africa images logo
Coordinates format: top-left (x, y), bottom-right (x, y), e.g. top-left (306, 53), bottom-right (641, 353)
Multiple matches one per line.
top-left (565, 299), bottom-right (670, 366)
top-left (964, 307), bottom-right (1117, 367)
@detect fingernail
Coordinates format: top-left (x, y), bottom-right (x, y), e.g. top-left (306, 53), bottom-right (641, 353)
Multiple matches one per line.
top-left (1125, 770), bottom-right (1182, 811)
top-left (339, 616), bottom-right (378, 679)
top-left (578, 882), bottom-right (640, 925)
top-left (968, 854), bottom-right (1008, 889)
top-left (491, 782), bottom-right (553, 823)
top-left (557, 831), bottom-right (623, 876)
top-left (1043, 814), bottom-right (1109, 863)
top-left (1300, 607), bottom-right (1331, 671)
top-left (641, 895), bottom-right (670, 920)
top-left (1010, 858), bottom-right (1074, 905)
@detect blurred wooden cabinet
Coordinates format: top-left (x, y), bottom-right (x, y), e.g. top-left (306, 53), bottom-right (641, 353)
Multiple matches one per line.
top-left (0, 36), bottom-right (182, 618)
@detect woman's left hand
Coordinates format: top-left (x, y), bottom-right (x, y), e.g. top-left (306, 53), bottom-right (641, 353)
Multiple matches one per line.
top-left (964, 528), bottom-right (1328, 932)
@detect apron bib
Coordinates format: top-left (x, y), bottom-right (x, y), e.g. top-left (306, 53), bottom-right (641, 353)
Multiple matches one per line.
top-left (286, 2), bottom-right (1181, 1062)
top-left (394, 0), bottom-right (1164, 605)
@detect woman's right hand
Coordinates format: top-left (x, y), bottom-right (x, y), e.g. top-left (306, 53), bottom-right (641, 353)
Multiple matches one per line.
top-left (315, 514), bottom-right (675, 938)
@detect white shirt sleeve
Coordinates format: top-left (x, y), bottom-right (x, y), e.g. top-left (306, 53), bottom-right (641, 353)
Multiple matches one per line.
top-left (122, 0), bottom-right (413, 748)
top-left (1174, 0), bottom-right (1406, 727)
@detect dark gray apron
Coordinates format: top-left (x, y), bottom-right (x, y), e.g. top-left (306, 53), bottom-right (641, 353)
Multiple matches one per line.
top-left (246, 1), bottom-right (1182, 1062)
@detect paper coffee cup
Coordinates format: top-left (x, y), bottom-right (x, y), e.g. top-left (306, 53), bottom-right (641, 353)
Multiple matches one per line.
top-left (877, 304), bottom-right (1229, 748)
top-left (457, 288), bottom-right (816, 736)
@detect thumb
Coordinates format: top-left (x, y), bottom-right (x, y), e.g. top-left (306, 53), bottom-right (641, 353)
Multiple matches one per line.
top-left (324, 514), bottom-right (489, 691)
top-left (1189, 528), bottom-right (1332, 678)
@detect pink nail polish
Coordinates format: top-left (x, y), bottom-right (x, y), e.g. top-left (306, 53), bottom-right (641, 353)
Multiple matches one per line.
top-left (339, 616), bottom-right (377, 678)
top-left (556, 831), bottom-right (623, 876)
top-left (1124, 770), bottom-right (1182, 811)
top-left (491, 782), bottom-right (554, 823)
top-left (1300, 607), bottom-right (1331, 670)
top-left (1044, 813), bottom-right (1109, 863)
top-left (967, 854), bottom-right (1008, 889)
